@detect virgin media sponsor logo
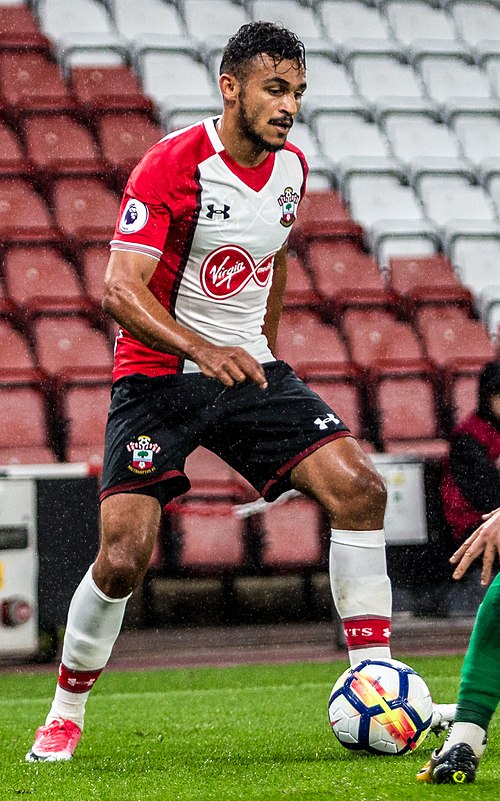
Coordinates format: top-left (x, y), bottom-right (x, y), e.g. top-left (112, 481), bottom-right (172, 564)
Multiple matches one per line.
top-left (200, 245), bottom-right (273, 299)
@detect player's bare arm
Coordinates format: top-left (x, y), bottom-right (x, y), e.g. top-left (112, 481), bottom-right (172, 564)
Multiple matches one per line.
top-left (262, 244), bottom-right (287, 353)
top-left (450, 506), bottom-right (500, 584)
top-left (103, 249), bottom-right (267, 389)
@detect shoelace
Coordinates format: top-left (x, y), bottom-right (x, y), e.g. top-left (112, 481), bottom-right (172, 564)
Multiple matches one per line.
top-left (37, 719), bottom-right (77, 750)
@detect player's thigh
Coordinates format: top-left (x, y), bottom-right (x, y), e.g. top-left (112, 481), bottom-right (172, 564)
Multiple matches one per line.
top-left (291, 436), bottom-right (386, 510)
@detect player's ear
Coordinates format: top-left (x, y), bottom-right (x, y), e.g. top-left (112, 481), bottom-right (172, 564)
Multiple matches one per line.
top-left (219, 72), bottom-right (239, 104)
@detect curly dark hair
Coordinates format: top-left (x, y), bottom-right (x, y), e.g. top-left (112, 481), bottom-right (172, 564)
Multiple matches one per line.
top-left (219, 21), bottom-right (306, 79)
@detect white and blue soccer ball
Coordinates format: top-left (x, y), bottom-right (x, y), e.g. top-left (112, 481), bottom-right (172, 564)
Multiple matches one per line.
top-left (328, 658), bottom-right (433, 755)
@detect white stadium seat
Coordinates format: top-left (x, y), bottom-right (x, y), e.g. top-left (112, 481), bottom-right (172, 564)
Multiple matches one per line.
top-left (479, 286), bottom-right (500, 337)
top-left (453, 114), bottom-right (500, 166)
top-left (487, 174), bottom-right (500, 218)
top-left (385, 114), bottom-right (462, 164)
top-left (250, 0), bottom-right (324, 41)
top-left (385, 1), bottom-right (459, 47)
top-left (136, 45), bottom-right (218, 104)
top-left (451, 1), bottom-right (500, 49)
top-left (111, 0), bottom-right (185, 41)
top-left (351, 55), bottom-right (426, 106)
top-left (319, 0), bottom-right (394, 46)
top-left (37, 0), bottom-right (114, 38)
top-left (419, 174), bottom-right (496, 227)
top-left (452, 236), bottom-right (500, 296)
top-left (419, 56), bottom-right (493, 106)
top-left (349, 175), bottom-right (425, 230)
top-left (183, 0), bottom-right (250, 40)
top-left (314, 112), bottom-right (390, 162)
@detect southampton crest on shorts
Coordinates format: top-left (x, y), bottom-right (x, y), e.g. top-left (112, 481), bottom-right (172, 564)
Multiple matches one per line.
top-left (126, 435), bottom-right (161, 474)
top-left (278, 186), bottom-right (300, 227)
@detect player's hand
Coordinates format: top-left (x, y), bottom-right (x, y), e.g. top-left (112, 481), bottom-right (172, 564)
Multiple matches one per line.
top-left (450, 507), bottom-right (500, 585)
top-left (192, 342), bottom-right (268, 389)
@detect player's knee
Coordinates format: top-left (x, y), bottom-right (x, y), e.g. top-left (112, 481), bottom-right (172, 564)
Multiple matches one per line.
top-left (97, 532), bottom-right (153, 596)
top-left (345, 463), bottom-right (387, 526)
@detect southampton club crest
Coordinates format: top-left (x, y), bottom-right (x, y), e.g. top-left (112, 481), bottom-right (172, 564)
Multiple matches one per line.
top-left (126, 435), bottom-right (161, 475)
top-left (278, 186), bottom-right (300, 227)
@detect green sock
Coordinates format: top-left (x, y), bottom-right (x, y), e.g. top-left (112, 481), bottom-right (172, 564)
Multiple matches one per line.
top-left (456, 572), bottom-right (500, 732)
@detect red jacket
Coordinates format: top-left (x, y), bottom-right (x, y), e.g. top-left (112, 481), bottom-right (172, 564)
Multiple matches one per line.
top-left (441, 413), bottom-right (500, 543)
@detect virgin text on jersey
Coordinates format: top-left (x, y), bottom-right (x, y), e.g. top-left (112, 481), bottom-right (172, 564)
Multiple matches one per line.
top-left (200, 245), bottom-right (274, 299)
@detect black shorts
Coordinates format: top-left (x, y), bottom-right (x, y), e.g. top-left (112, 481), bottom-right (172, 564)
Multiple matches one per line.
top-left (100, 360), bottom-right (351, 506)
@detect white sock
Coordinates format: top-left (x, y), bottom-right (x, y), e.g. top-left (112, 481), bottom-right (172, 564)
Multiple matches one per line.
top-left (442, 722), bottom-right (487, 759)
top-left (46, 565), bottom-right (131, 728)
top-left (329, 529), bottom-right (392, 666)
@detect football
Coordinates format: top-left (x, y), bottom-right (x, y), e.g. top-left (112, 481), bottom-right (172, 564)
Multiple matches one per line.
top-left (328, 658), bottom-right (433, 755)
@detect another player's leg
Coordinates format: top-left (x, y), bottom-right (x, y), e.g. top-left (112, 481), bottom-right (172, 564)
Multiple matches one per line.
top-left (291, 437), bottom-right (392, 665)
top-left (26, 493), bottom-right (161, 762)
top-left (417, 572), bottom-right (500, 783)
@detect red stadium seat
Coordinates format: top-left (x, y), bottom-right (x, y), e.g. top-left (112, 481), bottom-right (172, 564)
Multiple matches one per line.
top-left (0, 52), bottom-right (75, 115)
top-left (184, 447), bottom-right (245, 498)
top-left (343, 309), bottom-right (428, 373)
top-left (52, 178), bottom-right (120, 246)
top-left (0, 179), bottom-right (57, 242)
top-left (3, 245), bottom-right (89, 315)
top-left (81, 245), bottom-right (109, 304)
top-left (275, 309), bottom-right (352, 377)
top-left (97, 112), bottom-right (164, 181)
top-left (307, 240), bottom-right (395, 320)
top-left (70, 66), bottom-right (154, 116)
top-left (260, 494), bottom-right (323, 567)
top-left (173, 500), bottom-right (246, 569)
top-left (304, 375), bottom-right (365, 441)
top-left (388, 255), bottom-right (472, 319)
top-left (448, 370), bottom-right (480, 427)
top-left (0, 121), bottom-right (30, 177)
top-left (283, 252), bottom-right (320, 310)
top-left (415, 303), bottom-right (471, 330)
top-left (373, 371), bottom-right (448, 456)
top-left (0, 5), bottom-right (50, 53)
top-left (0, 382), bottom-right (56, 464)
top-left (62, 379), bottom-right (111, 465)
top-left (0, 319), bottom-right (38, 380)
top-left (419, 315), bottom-right (495, 371)
top-left (32, 315), bottom-right (113, 378)
top-left (291, 190), bottom-right (363, 251)
top-left (23, 114), bottom-right (105, 179)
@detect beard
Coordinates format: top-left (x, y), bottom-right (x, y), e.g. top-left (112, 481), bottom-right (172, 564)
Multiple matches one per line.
top-left (237, 95), bottom-right (289, 154)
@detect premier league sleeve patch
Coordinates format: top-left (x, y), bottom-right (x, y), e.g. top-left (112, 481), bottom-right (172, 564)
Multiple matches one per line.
top-left (119, 198), bottom-right (149, 234)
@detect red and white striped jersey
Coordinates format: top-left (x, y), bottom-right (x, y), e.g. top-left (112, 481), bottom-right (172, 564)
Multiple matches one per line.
top-left (110, 117), bottom-right (308, 382)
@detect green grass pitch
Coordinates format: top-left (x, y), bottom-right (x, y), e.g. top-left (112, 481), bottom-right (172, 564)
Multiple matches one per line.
top-left (0, 655), bottom-right (498, 801)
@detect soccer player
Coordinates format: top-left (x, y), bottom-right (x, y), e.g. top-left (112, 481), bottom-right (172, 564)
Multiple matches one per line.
top-left (28, 21), bottom-right (406, 762)
top-left (418, 507), bottom-right (500, 784)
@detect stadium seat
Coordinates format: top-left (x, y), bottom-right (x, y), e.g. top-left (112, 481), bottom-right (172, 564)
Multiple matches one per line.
top-left (320, 1), bottom-right (395, 49)
top-left (418, 175), bottom-right (496, 227)
top-left (314, 113), bottom-right (390, 166)
top-left (479, 286), bottom-right (500, 338)
top-left (0, 382), bottom-right (56, 464)
top-left (135, 43), bottom-right (217, 106)
top-left (348, 175), bottom-right (425, 231)
top-left (369, 219), bottom-right (440, 268)
top-left (452, 114), bottom-right (500, 168)
top-left (418, 56), bottom-right (493, 115)
top-left (0, 178), bottom-right (58, 243)
top-left (260, 495), bottom-right (323, 567)
top-left (304, 374), bottom-right (366, 442)
top-left (299, 55), bottom-right (364, 118)
top-left (3, 245), bottom-right (89, 316)
top-left (23, 113), bottom-right (105, 179)
top-left (307, 240), bottom-right (395, 320)
top-left (111, 0), bottom-right (185, 41)
top-left (0, 121), bottom-right (30, 177)
top-left (387, 255), bottom-right (473, 319)
top-left (351, 55), bottom-right (426, 112)
top-left (372, 371), bottom-right (448, 456)
top-left (70, 65), bottom-right (154, 116)
top-left (97, 112), bottom-right (164, 181)
top-left (291, 190), bottom-right (363, 250)
top-left (183, 0), bottom-right (249, 39)
top-left (80, 244), bottom-right (108, 304)
top-left (184, 447), bottom-right (248, 499)
top-left (384, 1), bottom-right (459, 52)
top-left (418, 314), bottom-right (495, 372)
top-left (160, 95), bottom-right (222, 133)
top-left (251, 0), bottom-right (324, 41)
top-left (452, 235), bottom-right (500, 298)
top-left (343, 309), bottom-right (428, 373)
top-left (61, 378), bottom-right (110, 464)
top-left (52, 177), bottom-right (120, 247)
top-left (448, 369), bottom-right (481, 428)
top-left (0, 319), bottom-right (38, 381)
top-left (0, 51), bottom-right (76, 115)
top-left (32, 314), bottom-right (113, 378)
top-left (0, 4), bottom-right (50, 53)
top-left (283, 252), bottom-right (320, 310)
top-left (451, 1), bottom-right (500, 63)
top-left (172, 499), bottom-right (246, 569)
top-left (384, 115), bottom-right (462, 166)
top-left (275, 309), bottom-right (352, 377)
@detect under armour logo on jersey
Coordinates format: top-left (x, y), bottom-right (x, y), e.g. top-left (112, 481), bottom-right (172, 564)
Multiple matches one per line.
top-left (314, 413), bottom-right (341, 430)
top-left (206, 204), bottom-right (230, 219)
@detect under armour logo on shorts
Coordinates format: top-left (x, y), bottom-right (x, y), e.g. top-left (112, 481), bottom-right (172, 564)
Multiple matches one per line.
top-left (314, 413), bottom-right (341, 430)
